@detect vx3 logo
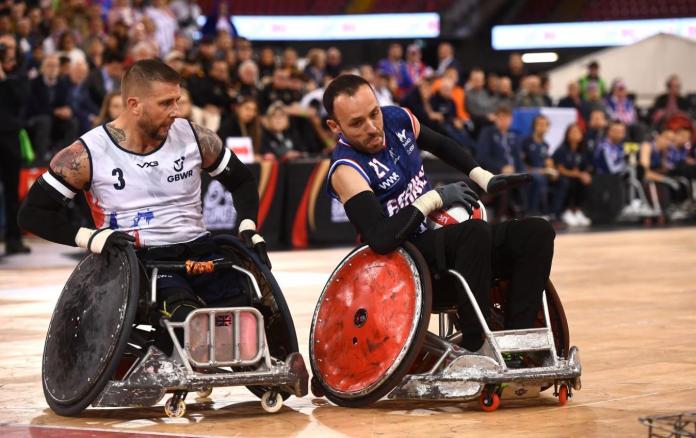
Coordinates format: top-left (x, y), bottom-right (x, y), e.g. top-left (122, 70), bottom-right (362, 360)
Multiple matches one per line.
top-left (137, 161), bottom-right (159, 168)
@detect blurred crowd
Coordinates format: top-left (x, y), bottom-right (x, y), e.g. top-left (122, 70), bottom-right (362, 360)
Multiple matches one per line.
top-left (1, 1), bottom-right (696, 255)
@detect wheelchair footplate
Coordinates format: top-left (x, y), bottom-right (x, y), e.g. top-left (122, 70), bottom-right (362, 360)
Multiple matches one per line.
top-left (92, 307), bottom-right (308, 416)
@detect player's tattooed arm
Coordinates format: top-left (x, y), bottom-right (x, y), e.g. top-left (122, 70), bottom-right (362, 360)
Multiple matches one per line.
top-left (50, 141), bottom-right (91, 191)
top-left (192, 122), bottom-right (224, 169)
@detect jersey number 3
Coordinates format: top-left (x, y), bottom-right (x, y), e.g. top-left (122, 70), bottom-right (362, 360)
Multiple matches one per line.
top-left (112, 168), bottom-right (125, 190)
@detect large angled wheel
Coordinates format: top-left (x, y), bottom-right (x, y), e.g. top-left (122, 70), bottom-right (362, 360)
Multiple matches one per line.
top-left (42, 246), bottom-right (140, 416)
top-left (213, 235), bottom-right (301, 400)
top-left (310, 242), bottom-right (432, 407)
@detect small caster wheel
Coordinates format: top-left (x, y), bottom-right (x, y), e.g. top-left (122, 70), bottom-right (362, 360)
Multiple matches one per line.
top-left (311, 376), bottom-right (325, 397)
top-left (479, 391), bottom-right (500, 412)
top-left (261, 391), bottom-right (283, 413)
top-left (197, 388), bottom-right (213, 398)
top-left (558, 384), bottom-right (569, 406)
top-left (164, 397), bottom-right (186, 418)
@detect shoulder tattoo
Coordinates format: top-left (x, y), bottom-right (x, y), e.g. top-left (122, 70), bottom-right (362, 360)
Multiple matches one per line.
top-left (50, 141), bottom-right (90, 190)
top-left (191, 122), bottom-right (223, 167)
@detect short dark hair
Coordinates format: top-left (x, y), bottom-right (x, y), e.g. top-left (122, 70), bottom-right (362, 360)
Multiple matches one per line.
top-left (495, 104), bottom-right (512, 115)
top-left (122, 59), bottom-right (181, 97)
top-left (322, 74), bottom-right (372, 119)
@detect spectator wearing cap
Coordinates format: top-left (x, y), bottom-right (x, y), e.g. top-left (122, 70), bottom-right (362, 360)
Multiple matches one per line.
top-left (261, 102), bottom-right (308, 161)
top-left (650, 74), bottom-right (691, 126)
top-left (579, 60), bottom-right (606, 100)
top-left (605, 78), bottom-right (637, 126)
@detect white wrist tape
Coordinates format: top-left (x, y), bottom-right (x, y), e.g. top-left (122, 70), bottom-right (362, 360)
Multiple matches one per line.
top-left (251, 234), bottom-right (265, 245)
top-left (75, 227), bottom-right (114, 254)
top-left (239, 219), bottom-right (257, 233)
top-left (411, 190), bottom-right (443, 216)
top-left (469, 167), bottom-right (494, 192)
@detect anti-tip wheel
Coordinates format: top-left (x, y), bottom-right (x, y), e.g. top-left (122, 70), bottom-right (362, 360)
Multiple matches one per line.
top-left (479, 391), bottom-right (501, 412)
top-left (261, 391), bottom-right (283, 413)
top-left (164, 397), bottom-right (186, 418)
top-left (196, 388), bottom-right (213, 398)
top-left (558, 385), bottom-right (569, 406)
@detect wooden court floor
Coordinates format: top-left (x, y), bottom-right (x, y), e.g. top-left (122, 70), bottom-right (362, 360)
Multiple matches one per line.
top-left (0, 227), bottom-right (695, 437)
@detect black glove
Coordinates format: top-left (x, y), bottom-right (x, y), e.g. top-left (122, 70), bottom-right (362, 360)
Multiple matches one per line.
top-left (435, 181), bottom-right (479, 214)
top-left (487, 173), bottom-right (533, 195)
top-left (104, 231), bottom-right (135, 251)
top-left (240, 229), bottom-right (272, 270)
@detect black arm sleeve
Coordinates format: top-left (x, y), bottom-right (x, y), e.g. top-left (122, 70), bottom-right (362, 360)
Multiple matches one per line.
top-left (418, 124), bottom-right (480, 174)
top-left (210, 150), bottom-right (259, 224)
top-left (343, 190), bottom-right (425, 255)
top-left (17, 178), bottom-right (80, 246)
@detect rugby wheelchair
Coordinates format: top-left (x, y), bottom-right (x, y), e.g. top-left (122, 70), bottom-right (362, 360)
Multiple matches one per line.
top-left (42, 236), bottom-right (308, 418)
top-left (309, 242), bottom-right (582, 411)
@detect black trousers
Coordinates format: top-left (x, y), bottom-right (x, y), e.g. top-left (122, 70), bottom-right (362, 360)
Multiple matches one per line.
top-left (0, 130), bottom-right (21, 241)
top-left (410, 217), bottom-right (555, 349)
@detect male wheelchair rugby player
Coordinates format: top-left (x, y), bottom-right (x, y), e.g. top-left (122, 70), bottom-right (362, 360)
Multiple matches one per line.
top-left (308, 74), bottom-right (581, 411)
top-left (18, 59), bottom-right (307, 417)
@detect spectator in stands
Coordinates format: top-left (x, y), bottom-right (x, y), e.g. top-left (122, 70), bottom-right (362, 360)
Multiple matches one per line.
top-left (486, 72), bottom-right (500, 98)
top-left (178, 87), bottom-right (219, 132)
top-left (25, 54), bottom-right (77, 161)
top-left (507, 52), bottom-right (525, 92)
top-left (640, 128), bottom-right (680, 222)
top-left (189, 59), bottom-right (234, 114)
top-left (540, 75), bottom-right (553, 106)
top-left (586, 108), bottom-right (608, 155)
top-left (164, 49), bottom-right (185, 74)
top-left (218, 96), bottom-right (262, 155)
top-left (650, 74), bottom-right (691, 126)
top-left (0, 33), bottom-right (31, 255)
top-left (84, 37), bottom-right (104, 70)
top-left (170, 0), bottom-right (202, 38)
top-left (435, 42), bottom-right (462, 80)
top-left (514, 74), bottom-right (546, 108)
top-left (56, 31), bottom-right (86, 64)
top-left (477, 105), bottom-right (524, 219)
top-left (236, 38), bottom-right (254, 64)
top-left (477, 105), bottom-right (522, 174)
top-left (66, 59), bottom-right (98, 133)
top-left (605, 78), bottom-right (637, 126)
top-left (261, 101), bottom-right (307, 161)
top-left (669, 127), bottom-right (696, 186)
top-left (359, 64), bottom-right (394, 106)
top-left (403, 43), bottom-right (431, 90)
top-left (558, 81), bottom-right (583, 112)
top-left (553, 123), bottom-right (592, 227)
top-left (192, 35), bottom-right (216, 74)
top-left (85, 49), bottom-right (125, 113)
top-left (304, 48), bottom-right (327, 89)
top-left (281, 47), bottom-right (301, 76)
top-left (401, 76), bottom-right (448, 136)
top-left (497, 76), bottom-right (514, 108)
top-left (258, 47), bottom-right (276, 83)
top-left (466, 68), bottom-right (497, 129)
top-left (520, 115), bottom-right (558, 217)
top-left (593, 120), bottom-right (627, 175)
top-left (377, 43), bottom-right (408, 94)
top-left (260, 67), bottom-right (304, 113)
top-left (92, 91), bottom-right (123, 126)
top-left (326, 46), bottom-right (343, 79)
top-left (433, 67), bottom-right (470, 123)
top-left (235, 59), bottom-right (260, 100)
top-left (429, 75), bottom-right (474, 151)
top-left (579, 60), bottom-right (606, 100)
top-left (581, 82), bottom-right (606, 122)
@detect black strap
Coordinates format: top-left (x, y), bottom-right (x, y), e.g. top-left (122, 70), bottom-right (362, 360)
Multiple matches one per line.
top-left (86, 228), bottom-right (109, 252)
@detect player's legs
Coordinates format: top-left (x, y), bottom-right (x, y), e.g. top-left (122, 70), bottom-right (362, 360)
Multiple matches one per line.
top-left (491, 217), bottom-right (555, 329)
top-left (411, 220), bottom-right (493, 350)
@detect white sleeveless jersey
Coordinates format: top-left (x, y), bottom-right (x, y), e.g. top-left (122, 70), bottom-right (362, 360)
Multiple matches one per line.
top-left (80, 118), bottom-right (208, 247)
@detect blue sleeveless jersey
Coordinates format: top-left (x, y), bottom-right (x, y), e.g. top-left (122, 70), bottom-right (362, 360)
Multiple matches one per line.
top-left (327, 105), bottom-right (432, 230)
